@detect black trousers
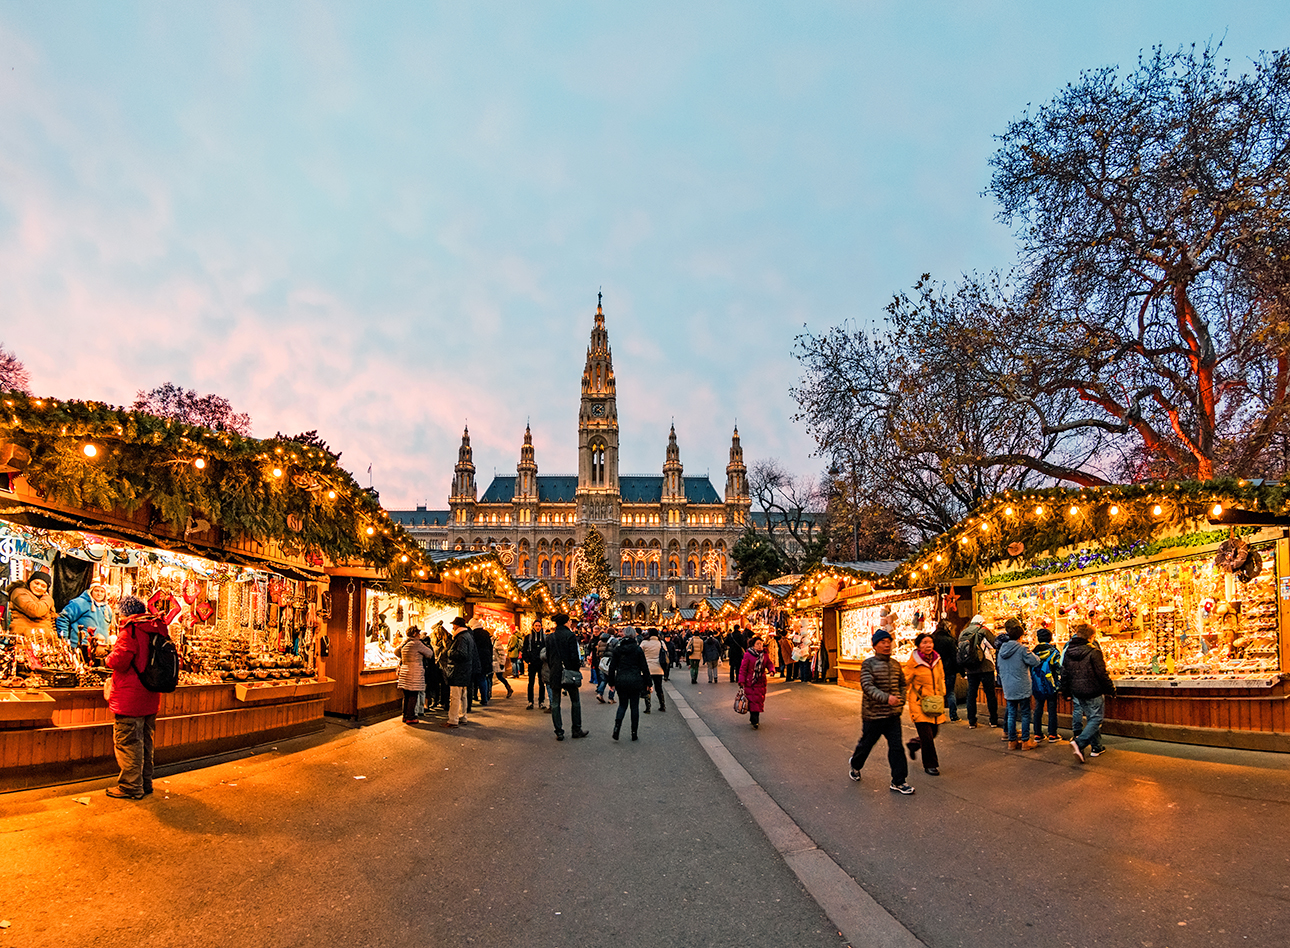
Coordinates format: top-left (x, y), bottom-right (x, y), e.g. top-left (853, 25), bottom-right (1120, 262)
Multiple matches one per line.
top-left (908, 721), bottom-right (940, 769)
top-left (614, 688), bottom-right (642, 734)
top-left (965, 668), bottom-right (999, 725)
top-left (528, 663), bottom-right (545, 704)
top-left (649, 674), bottom-right (667, 710)
top-left (850, 715), bottom-right (908, 784)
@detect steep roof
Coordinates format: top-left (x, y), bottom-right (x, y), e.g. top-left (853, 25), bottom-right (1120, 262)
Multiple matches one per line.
top-left (387, 508), bottom-right (452, 527)
top-left (478, 474), bottom-right (723, 505)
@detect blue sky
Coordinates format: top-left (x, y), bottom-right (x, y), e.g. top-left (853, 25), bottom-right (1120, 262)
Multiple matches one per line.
top-left (1, 2), bottom-right (1287, 507)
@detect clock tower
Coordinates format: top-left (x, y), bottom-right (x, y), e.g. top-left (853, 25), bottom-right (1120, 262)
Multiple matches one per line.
top-left (577, 293), bottom-right (621, 553)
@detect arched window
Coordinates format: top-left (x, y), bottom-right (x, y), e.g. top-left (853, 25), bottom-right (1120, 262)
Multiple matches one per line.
top-left (554, 558), bottom-right (565, 578)
top-left (686, 558), bottom-right (697, 578)
top-left (589, 441), bottom-right (607, 485)
top-left (648, 560), bottom-right (659, 579)
top-left (621, 560), bottom-right (632, 577)
top-left (520, 556), bottom-right (529, 576)
top-left (635, 560), bottom-right (645, 578)
top-left (540, 559), bottom-right (550, 577)
top-left (668, 556), bottom-right (680, 578)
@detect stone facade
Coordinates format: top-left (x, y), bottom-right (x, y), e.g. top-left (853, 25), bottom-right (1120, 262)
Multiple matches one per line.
top-left (389, 297), bottom-right (751, 621)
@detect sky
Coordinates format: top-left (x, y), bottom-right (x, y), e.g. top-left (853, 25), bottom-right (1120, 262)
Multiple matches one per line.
top-left (2, 2), bottom-right (1289, 509)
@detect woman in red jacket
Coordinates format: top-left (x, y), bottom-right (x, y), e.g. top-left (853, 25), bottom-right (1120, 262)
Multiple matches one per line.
top-left (105, 596), bottom-right (170, 800)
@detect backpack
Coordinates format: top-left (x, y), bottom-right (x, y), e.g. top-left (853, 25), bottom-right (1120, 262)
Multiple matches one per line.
top-left (956, 627), bottom-right (983, 669)
top-left (1030, 645), bottom-right (1059, 696)
top-left (135, 629), bottom-right (180, 693)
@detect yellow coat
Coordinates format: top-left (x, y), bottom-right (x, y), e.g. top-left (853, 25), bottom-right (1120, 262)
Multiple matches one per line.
top-left (904, 651), bottom-right (947, 724)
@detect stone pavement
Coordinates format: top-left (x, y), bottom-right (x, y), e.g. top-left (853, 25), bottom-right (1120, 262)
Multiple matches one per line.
top-left (3, 669), bottom-right (1290, 948)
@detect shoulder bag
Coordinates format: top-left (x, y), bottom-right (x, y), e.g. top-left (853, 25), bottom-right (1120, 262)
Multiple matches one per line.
top-left (733, 687), bottom-right (749, 714)
top-left (919, 693), bottom-right (946, 715)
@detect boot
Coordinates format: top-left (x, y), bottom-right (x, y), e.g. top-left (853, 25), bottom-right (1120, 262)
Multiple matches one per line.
top-left (631, 731), bottom-right (638, 741)
top-left (613, 724), bottom-right (621, 741)
top-left (504, 682), bottom-right (514, 697)
top-left (1022, 738), bottom-right (1039, 750)
top-left (1008, 740), bottom-right (1022, 750)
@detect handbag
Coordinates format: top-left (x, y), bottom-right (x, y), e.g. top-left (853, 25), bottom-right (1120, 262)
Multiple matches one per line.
top-left (561, 667), bottom-right (583, 687)
top-left (920, 693), bottom-right (946, 715)
top-left (598, 655), bottom-right (611, 674)
top-left (733, 687), bottom-right (749, 715)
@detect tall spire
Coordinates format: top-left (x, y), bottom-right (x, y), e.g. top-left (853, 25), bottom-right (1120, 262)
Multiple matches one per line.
top-left (663, 424), bottom-right (684, 501)
top-left (517, 423), bottom-right (538, 500)
top-left (724, 423), bottom-right (748, 511)
top-left (449, 425), bottom-right (477, 518)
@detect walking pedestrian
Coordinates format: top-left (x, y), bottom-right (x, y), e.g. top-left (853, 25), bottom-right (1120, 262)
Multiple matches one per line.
top-left (737, 634), bottom-right (773, 729)
top-left (932, 619), bottom-right (960, 721)
top-left (848, 629), bottom-right (914, 794)
top-left (104, 595), bottom-right (169, 799)
top-left (471, 623), bottom-right (494, 706)
top-left (1030, 627), bottom-right (1062, 741)
top-left (996, 618), bottom-right (1041, 750)
top-left (608, 627), bottom-right (650, 741)
top-left (507, 630), bottom-right (523, 678)
top-left (778, 631), bottom-right (794, 680)
top-left (640, 629), bottom-right (668, 713)
top-left (958, 614), bottom-right (1000, 729)
top-left (1062, 623), bottom-right (1115, 762)
top-left (903, 632), bottom-right (946, 775)
top-left (687, 630), bottom-right (705, 683)
top-left (702, 632), bottom-right (721, 683)
top-left (544, 612), bottom-right (589, 741)
top-left (493, 634), bottom-right (514, 698)
top-left (594, 631), bottom-right (616, 703)
top-left (522, 619), bottom-right (547, 710)
top-left (441, 617), bottom-right (479, 728)
top-left (397, 627), bottom-right (436, 723)
top-left (726, 628), bottom-right (745, 682)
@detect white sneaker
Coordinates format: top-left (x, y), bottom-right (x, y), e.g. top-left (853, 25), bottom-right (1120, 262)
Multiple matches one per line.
top-left (1070, 739), bottom-right (1085, 763)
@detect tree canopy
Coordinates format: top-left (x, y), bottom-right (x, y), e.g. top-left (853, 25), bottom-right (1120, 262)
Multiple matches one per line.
top-left (794, 44), bottom-right (1290, 539)
top-left (0, 343), bottom-right (31, 394)
top-left (132, 383), bottom-right (252, 435)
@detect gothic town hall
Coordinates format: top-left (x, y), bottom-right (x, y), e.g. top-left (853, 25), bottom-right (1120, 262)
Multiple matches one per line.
top-left (390, 297), bottom-right (752, 622)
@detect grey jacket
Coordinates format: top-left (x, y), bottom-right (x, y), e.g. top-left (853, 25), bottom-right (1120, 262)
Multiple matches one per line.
top-left (996, 637), bottom-right (1040, 701)
top-left (860, 655), bottom-right (906, 720)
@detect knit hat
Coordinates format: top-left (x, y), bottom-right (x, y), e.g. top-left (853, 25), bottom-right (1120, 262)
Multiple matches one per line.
top-left (118, 595), bottom-right (147, 617)
top-left (451, 616), bottom-right (468, 628)
top-left (28, 570), bottom-right (52, 589)
top-left (872, 629), bottom-right (893, 646)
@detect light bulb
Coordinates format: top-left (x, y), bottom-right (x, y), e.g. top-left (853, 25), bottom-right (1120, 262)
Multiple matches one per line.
top-left (194, 458), bottom-right (206, 470)
top-left (82, 444), bottom-right (98, 458)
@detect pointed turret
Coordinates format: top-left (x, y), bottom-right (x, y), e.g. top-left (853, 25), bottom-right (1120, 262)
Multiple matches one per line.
top-left (724, 424), bottom-right (751, 526)
top-left (578, 293), bottom-right (621, 540)
top-left (449, 425), bottom-right (477, 525)
top-left (516, 424), bottom-right (538, 500)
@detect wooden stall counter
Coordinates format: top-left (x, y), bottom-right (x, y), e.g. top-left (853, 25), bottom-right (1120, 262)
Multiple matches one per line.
top-left (0, 680), bottom-right (331, 793)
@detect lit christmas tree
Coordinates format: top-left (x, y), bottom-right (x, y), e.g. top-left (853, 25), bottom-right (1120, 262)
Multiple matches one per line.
top-left (570, 527), bottom-right (614, 598)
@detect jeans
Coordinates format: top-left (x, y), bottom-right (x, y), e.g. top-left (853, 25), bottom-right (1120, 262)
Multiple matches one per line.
top-left (849, 715), bottom-right (908, 784)
top-left (797, 660), bottom-right (812, 681)
top-left (614, 689), bottom-right (641, 735)
top-left (112, 714), bottom-right (156, 796)
top-left (1032, 692), bottom-right (1058, 737)
top-left (549, 683), bottom-right (583, 737)
top-left (705, 660), bottom-right (718, 683)
top-left (1005, 698), bottom-right (1031, 741)
top-left (965, 668), bottom-right (999, 726)
top-left (944, 672), bottom-right (959, 719)
top-left (1071, 695), bottom-right (1105, 751)
top-left (528, 663), bottom-right (545, 705)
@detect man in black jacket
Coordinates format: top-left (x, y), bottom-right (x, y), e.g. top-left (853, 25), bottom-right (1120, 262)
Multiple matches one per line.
top-left (959, 615), bottom-right (999, 729)
top-left (848, 629), bottom-right (914, 794)
top-left (1061, 623), bottom-right (1115, 762)
top-left (442, 617), bottom-right (481, 728)
top-left (544, 613), bottom-right (589, 741)
top-left (522, 618), bottom-right (546, 710)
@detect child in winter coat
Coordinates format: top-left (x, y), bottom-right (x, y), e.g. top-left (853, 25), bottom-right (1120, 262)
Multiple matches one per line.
top-left (996, 618), bottom-right (1041, 749)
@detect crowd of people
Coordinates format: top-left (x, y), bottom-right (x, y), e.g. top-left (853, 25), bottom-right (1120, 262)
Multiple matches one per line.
top-left (388, 609), bottom-right (1116, 797)
top-left (848, 613), bottom-right (1117, 795)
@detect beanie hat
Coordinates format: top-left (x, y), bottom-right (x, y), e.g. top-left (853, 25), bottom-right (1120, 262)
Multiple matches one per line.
top-left (1004, 617), bottom-right (1025, 639)
top-left (872, 629), bottom-right (893, 646)
top-left (28, 570), bottom-right (52, 589)
top-left (118, 595), bottom-right (147, 617)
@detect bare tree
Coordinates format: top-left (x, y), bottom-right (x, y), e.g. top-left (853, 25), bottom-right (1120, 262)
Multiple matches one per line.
top-left (987, 44), bottom-right (1290, 480)
top-left (132, 383), bottom-right (252, 435)
top-left (0, 343), bottom-right (31, 394)
top-left (747, 458), bottom-right (826, 571)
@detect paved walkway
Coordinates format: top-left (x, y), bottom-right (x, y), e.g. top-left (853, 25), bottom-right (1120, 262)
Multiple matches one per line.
top-left (3, 668), bottom-right (1289, 948)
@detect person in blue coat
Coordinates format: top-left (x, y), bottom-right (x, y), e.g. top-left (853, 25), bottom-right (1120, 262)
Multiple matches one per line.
top-left (56, 582), bottom-right (114, 658)
top-left (996, 618), bottom-right (1041, 749)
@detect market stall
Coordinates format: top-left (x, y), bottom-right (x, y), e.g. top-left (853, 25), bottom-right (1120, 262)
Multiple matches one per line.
top-left (0, 393), bottom-right (441, 791)
top-left (896, 482), bottom-right (1290, 752)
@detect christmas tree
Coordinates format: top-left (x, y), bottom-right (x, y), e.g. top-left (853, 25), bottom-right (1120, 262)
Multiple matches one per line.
top-left (570, 527), bottom-right (614, 598)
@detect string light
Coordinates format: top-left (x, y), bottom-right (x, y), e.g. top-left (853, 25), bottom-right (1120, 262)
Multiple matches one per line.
top-left (82, 443), bottom-right (98, 458)
top-left (1069, 505), bottom-right (1078, 516)
top-left (1109, 505), bottom-right (1119, 516)
top-left (272, 467), bottom-right (283, 478)
top-left (327, 490), bottom-right (337, 500)
top-left (1152, 504), bottom-right (1163, 516)
top-left (1212, 503), bottom-right (1223, 516)
top-left (193, 458), bottom-right (206, 470)
top-left (365, 526), bottom-right (376, 536)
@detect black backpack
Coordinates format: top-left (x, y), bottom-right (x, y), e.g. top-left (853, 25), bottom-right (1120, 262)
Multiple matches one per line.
top-left (956, 627), bottom-right (983, 669)
top-left (135, 629), bottom-right (180, 693)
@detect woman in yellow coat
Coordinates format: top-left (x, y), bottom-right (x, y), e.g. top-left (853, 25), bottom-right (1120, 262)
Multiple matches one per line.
top-left (904, 631), bottom-right (947, 776)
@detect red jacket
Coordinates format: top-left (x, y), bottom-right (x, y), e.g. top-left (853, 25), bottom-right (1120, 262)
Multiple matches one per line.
top-left (107, 616), bottom-right (170, 716)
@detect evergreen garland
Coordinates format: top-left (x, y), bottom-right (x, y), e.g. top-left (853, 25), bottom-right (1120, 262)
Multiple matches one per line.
top-left (0, 391), bottom-right (433, 574)
top-left (898, 479), bottom-right (1284, 586)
